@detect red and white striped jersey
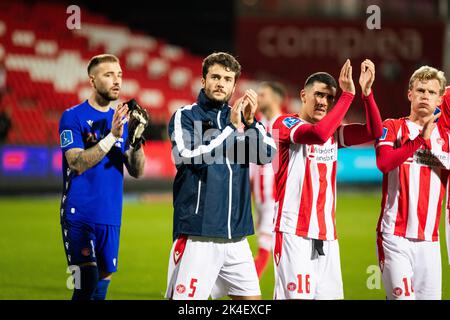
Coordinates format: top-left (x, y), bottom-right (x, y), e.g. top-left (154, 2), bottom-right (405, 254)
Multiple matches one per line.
top-left (376, 118), bottom-right (450, 241)
top-left (272, 114), bottom-right (343, 240)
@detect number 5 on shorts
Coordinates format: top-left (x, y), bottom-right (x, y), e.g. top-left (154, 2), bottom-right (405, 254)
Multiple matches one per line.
top-left (188, 278), bottom-right (198, 298)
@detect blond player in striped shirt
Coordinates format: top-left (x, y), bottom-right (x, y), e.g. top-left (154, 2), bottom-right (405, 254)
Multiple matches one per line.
top-left (375, 66), bottom-right (448, 300)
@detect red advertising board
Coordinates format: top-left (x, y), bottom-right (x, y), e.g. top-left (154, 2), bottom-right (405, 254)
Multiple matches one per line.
top-left (237, 18), bottom-right (445, 119)
top-left (137, 140), bottom-right (176, 179)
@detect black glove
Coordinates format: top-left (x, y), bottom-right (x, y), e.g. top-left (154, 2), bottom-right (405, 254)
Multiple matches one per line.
top-left (126, 99), bottom-right (150, 150)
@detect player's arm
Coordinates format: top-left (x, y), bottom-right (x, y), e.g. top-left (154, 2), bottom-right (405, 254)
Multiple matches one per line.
top-left (375, 115), bottom-right (438, 173)
top-left (291, 59), bottom-right (355, 145)
top-left (64, 104), bottom-right (128, 175)
top-left (169, 106), bottom-right (237, 169)
top-left (124, 147), bottom-right (145, 178)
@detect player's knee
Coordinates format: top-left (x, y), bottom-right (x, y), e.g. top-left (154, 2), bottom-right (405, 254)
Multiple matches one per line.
top-left (72, 264), bottom-right (99, 300)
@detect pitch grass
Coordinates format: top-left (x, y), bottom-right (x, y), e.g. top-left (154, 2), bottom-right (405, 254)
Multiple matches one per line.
top-left (1, 192), bottom-right (450, 300)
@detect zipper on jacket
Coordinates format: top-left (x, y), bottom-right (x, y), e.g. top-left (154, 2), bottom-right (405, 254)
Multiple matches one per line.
top-left (195, 180), bottom-right (202, 214)
top-left (226, 157), bottom-right (232, 239)
top-left (217, 110), bottom-right (222, 129)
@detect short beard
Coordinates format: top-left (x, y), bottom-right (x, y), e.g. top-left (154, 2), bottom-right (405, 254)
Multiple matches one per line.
top-left (206, 90), bottom-right (232, 105)
top-left (97, 88), bottom-right (118, 102)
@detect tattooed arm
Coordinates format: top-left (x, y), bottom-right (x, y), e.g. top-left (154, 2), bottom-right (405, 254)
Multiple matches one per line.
top-left (124, 147), bottom-right (145, 178)
top-left (65, 146), bottom-right (108, 175)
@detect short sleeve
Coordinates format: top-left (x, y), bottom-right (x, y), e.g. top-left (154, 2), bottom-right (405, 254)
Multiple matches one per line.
top-left (375, 119), bottom-right (397, 148)
top-left (59, 110), bottom-right (84, 153)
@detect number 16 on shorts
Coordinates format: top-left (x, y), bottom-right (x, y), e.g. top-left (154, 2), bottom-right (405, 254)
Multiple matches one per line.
top-left (288, 274), bottom-right (311, 295)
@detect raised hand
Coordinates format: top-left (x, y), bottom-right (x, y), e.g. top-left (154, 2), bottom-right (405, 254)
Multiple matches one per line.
top-left (111, 103), bottom-right (129, 138)
top-left (359, 59), bottom-right (375, 96)
top-left (230, 97), bottom-right (243, 128)
top-left (338, 59), bottom-right (355, 95)
top-left (242, 89), bottom-right (258, 125)
top-left (421, 112), bottom-right (440, 140)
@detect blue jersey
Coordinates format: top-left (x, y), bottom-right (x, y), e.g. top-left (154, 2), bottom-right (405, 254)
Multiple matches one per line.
top-left (59, 100), bottom-right (128, 226)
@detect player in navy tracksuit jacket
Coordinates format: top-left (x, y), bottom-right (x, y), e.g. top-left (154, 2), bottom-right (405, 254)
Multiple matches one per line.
top-left (165, 52), bottom-right (276, 300)
top-left (168, 88), bottom-right (276, 241)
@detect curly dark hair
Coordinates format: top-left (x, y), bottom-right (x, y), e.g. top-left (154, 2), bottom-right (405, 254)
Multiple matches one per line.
top-left (202, 52), bottom-right (241, 82)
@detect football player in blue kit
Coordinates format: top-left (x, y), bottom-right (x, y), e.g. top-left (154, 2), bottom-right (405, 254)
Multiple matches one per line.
top-left (59, 54), bottom-right (146, 300)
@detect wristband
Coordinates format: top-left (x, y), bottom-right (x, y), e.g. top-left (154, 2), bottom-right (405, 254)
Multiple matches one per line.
top-left (98, 132), bottom-right (118, 153)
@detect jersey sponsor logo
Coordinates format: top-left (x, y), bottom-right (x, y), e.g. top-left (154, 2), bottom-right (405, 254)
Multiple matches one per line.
top-left (87, 120), bottom-right (93, 127)
top-left (287, 282), bottom-right (297, 292)
top-left (60, 130), bottom-right (74, 147)
top-left (282, 117), bottom-right (301, 129)
top-left (392, 287), bottom-right (403, 297)
top-left (379, 127), bottom-right (388, 141)
top-left (176, 284), bottom-right (186, 294)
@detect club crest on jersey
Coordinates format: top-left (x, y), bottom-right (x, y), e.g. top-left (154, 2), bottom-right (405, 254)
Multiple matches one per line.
top-left (379, 127), bottom-right (388, 141)
top-left (392, 287), bottom-right (403, 297)
top-left (287, 282), bottom-right (297, 292)
top-left (282, 117), bottom-right (301, 129)
top-left (60, 130), bottom-right (74, 147)
top-left (176, 284), bottom-right (186, 294)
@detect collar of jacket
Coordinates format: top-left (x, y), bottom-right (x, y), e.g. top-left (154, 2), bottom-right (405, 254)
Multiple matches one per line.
top-left (197, 89), bottom-right (229, 111)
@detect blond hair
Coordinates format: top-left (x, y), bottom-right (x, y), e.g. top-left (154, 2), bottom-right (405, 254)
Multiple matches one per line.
top-left (409, 65), bottom-right (446, 96)
top-left (87, 54), bottom-right (120, 75)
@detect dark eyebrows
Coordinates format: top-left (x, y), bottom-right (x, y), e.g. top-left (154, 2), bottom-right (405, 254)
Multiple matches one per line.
top-left (314, 91), bottom-right (335, 99)
top-left (210, 73), bottom-right (234, 80)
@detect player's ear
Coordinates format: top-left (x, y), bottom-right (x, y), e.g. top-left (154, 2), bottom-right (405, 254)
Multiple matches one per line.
top-left (407, 90), bottom-right (413, 102)
top-left (201, 77), bottom-right (205, 89)
top-left (89, 75), bottom-right (95, 88)
top-left (300, 89), bottom-right (306, 104)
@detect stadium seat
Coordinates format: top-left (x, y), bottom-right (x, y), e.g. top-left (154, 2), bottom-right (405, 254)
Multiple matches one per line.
top-left (0, 0), bottom-right (261, 145)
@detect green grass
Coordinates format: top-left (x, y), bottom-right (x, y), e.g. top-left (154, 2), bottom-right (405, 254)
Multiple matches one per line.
top-left (1, 193), bottom-right (450, 300)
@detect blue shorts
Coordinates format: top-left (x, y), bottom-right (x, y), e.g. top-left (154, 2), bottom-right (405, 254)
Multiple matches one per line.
top-left (61, 219), bottom-right (121, 273)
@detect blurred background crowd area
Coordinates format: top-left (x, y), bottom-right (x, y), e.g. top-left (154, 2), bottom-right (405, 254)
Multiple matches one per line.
top-left (0, 0), bottom-right (448, 192)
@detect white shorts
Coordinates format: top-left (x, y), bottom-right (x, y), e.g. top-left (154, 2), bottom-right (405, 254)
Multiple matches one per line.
top-left (165, 235), bottom-right (261, 300)
top-left (255, 201), bottom-right (275, 251)
top-left (376, 232), bottom-right (441, 300)
top-left (273, 232), bottom-right (343, 300)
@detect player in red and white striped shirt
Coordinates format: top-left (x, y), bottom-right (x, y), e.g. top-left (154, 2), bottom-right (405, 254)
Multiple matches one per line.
top-left (250, 81), bottom-right (284, 278)
top-left (437, 87), bottom-right (450, 266)
top-left (271, 59), bottom-right (383, 299)
top-left (375, 66), bottom-right (448, 300)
